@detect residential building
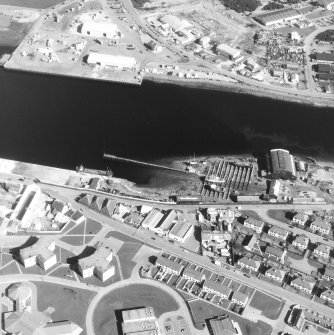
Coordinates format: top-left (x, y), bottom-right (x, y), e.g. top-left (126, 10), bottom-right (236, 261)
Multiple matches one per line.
top-left (155, 256), bottom-right (184, 275)
top-left (265, 246), bottom-right (287, 263)
top-left (182, 267), bottom-right (205, 283)
top-left (203, 280), bottom-right (232, 299)
top-left (316, 52), bottom-right (334, 64)
top-left (231, 291), bottom-right (249, 307)
top-left (77, 240), bottom-right (114, 281)
top-left (168, 221), bottom-right (193, 243)
top-left (291, 278), bottom-right (315, 294)
top-left (265, 267), bottom-right (286, 282)
top-left (237, 257), bottom-right (261, 272)
top-left (320, 289), bottom-right (334, 304)
top-left (268, 226), bottom-right (289, 240)
top-left (292, 212), bottom-right (308, 225)
top-left (19, 237), bottom-right (57, 270)
top-left (323, 266), bottom-right (334, 281)
top-left (313, 244), bottom-right (331, 259)
top-left (310, 219), bottom-right (330, 235)
top-left (292, 235), bottom-right (309, 250)
top-left (243, 217), bottom-right (264, 233)
top-left (265, 149), bottom-right (296, 180)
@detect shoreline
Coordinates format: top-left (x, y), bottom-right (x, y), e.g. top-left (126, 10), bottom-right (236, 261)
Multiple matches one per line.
top-left (143, 74), bottom-right (334, 109)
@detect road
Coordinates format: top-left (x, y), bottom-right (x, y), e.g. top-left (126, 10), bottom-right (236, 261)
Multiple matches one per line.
top-left (43, 183), bottom-right (334, 321)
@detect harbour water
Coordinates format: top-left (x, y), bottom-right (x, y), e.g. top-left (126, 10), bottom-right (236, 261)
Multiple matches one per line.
top-left (1, 44), bottom-right (334, 187)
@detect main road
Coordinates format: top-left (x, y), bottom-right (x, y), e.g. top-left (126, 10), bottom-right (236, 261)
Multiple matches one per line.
top-left (41, 183), bottom-right (334, 321)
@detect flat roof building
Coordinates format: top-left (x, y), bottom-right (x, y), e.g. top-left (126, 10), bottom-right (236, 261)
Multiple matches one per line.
top-left (216, 43), bottom-right (241, 60)
top-left (78, 240), bottom-right (114, 281)
top-left (19, 237), bottom-right (57, 270)
top-left (168, 221), bottom-right (193, 243)
top-left (265, 149), bottom-right (296, 180)
top-left (80, 21), bottom-right (120, 39)
top-left (87, 52), bottom-right (137, 70)
top-left (253, 8), bottom-right (302, 26)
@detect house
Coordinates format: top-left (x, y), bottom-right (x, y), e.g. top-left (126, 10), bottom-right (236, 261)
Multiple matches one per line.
top-left (237, 257), bottom-right (261, 272)
top-left (155, 256), bottom-right (184, 275)
top-left (292, 212), bottom-right (308, 226)
top-left (202, 280), bottom-right (232, 299)
top-left (320, 289), bottom-right (334, 304)
top-left (313, 244), bottom-right (331, 259)
top-left (265, 267), bottom-right (286, 282)
top-left (292, 235), bottom-right (309, 250)
top-left (19, 238), bottom-right (57, 270)
top-left (231, 291), bottom-right (249, 307)
top-left (77, 240), bottom-right (114, 281)
top-left (323, 266), bottom-right (334, 281)
top-left (265, 246), bottom-right (287, 264)
top-left (243, 218), bottom-right (264, 233)
top-left (310, 219), bottom-right (330, 235)
top-left (182, 267), bottom-right (205, 283)
top-left (291, 278), bottom-right (315, 294)
top-left (268, 226), bottom-right (289, 240)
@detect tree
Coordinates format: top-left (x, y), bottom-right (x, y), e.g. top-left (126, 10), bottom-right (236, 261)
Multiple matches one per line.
top-left (222, 0), bottom-right (261, 12)
top-left (263, 2), bottom-right (284, 10)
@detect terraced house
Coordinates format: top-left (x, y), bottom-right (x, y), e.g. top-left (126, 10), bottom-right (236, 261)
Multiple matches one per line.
top-left (237, 257), bottom-right (261, 272)
top-left (265, 267), bottom-right (286, 282)
top-left (310, 219), bottom-right (330, 235)
top-left (231, 291), bottom-right (249, 307)
top-left (292, 235), bottom-right (309, 250)
top-left (320, 289), bottom-right (334, 304)
top-left (156, 256), bottom-right (184, 275)
top-left (202, 280), bottom-right (232, 299)
top-left (313, 244), bottom-right (331, 259)
top-left (243, 218), bottom-right (264, 233)
top-left (268, 226), bottom-right (289, 240)
top-left (182, 267), bottom-right (205, 283)
top-left (292, 212), bottom-right (309, 226)
top-left (291, 278), bottom-right (315, 294)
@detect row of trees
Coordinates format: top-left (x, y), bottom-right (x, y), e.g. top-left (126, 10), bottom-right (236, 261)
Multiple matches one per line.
top-left (263, 2), bottom-right (284, 10)
top-left (316, 30), bottom-right (334, 42)
top-left (222, 0), bottom-right (261, 13)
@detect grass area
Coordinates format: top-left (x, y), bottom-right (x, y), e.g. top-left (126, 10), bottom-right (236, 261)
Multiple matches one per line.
top-left (249, 291), bottom-right (284, 320)
top-left (240, 210), bottom-right (262, 220)
top-left (188, 300), bottom-right (272, 335)
top-left (106, 231), bottom-right (144, 245)
top-left (0, 260), bottom-right (20, 276)
top-left (34, 282), bottom-right (96, 335)
top-left (94, 284), bottom-right (179, 335)
top-left (86, 219), bottom-right (102, 235)
top-left (267, 210), bottom-right (291, 224)
top-left (287, 251), bottom-right (304, 260)
top-left (60, 235), bottom-right (85, 246)
top-left (116, 242), bottom-right (142, 279)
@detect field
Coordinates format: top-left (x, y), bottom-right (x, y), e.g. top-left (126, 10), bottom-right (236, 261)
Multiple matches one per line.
top-left (249, 291), bottom-right (284, 320)
top-left (267, 210), bottom-right (291, 224)
top-left (116, 242), bottom-right (142, 279)
top-left (34, 281), bottom-right (96, 335)
top-left (94, 284), bottom-right (180, 335)
top-left (188, 300), bottom-right (272, 335)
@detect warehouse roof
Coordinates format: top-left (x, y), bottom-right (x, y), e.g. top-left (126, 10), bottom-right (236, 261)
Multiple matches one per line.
top-left (87, 52), bottom-right (136, 68)
top-left (253, 8), bottom-right (301, 25)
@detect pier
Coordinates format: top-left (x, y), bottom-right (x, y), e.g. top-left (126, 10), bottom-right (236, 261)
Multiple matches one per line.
top-left (103, 153), bottom-right (200, 177)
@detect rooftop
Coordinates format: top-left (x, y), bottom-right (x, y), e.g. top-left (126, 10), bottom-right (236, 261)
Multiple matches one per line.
top-left (183, 267), bottom-right (205, 281)
top-left (169, 221), bottom-right (193, 239)
top-left (265, 246), bottom-right (285, 258)
top-left (19, 237), bottom-right (55, 261)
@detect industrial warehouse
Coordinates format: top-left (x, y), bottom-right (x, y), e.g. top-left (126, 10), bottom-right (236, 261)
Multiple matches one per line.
top-left (253, 8), bottom-right (302, 26)
top-left (265, 149), bottom-right (296, 180)
top-left (86, 53), bottom-right (137, 70)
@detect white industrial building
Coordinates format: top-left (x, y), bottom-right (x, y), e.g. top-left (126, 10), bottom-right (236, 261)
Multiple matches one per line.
top-left (141, 209), bottom-right (164, 231)
top-left (80, 21), bottom-right (121, 39)
top-left (86, 52), bottom-right (137, 70)
top-left (216, 43), bottom-right (241, 60)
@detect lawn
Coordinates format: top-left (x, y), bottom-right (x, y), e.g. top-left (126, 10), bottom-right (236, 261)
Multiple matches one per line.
top-left (94, 284), bottom-right (180, 335)
top-left (241, 211), bottom-right (263, 221)
top-left (249, 291), bottom-right (285, 320)
top-left (267, 210), bottom-right (291, 224)
top-left (34, 282), bottom-right (96, 335)
top-left (116, 242), bottom-right (142, 279)
top-left (188, 300), bottom-right (272, 335)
